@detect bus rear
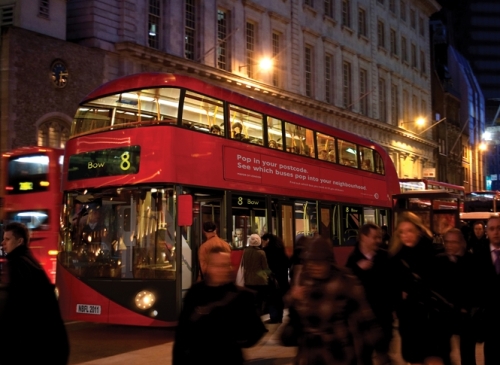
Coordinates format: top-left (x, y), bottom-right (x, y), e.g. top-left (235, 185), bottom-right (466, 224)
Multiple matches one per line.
top-left (2, 147), bottom-right (63, 283)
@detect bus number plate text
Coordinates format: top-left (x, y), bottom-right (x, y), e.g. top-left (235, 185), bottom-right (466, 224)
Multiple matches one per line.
top-left (76, 304), bottom-right (101, 315)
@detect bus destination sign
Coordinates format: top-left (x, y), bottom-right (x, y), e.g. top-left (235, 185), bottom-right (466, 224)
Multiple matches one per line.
top-left (68, 146), bottom-right (140, 181)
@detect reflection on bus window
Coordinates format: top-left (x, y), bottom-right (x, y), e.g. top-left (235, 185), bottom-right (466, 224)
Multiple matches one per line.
top-left (285, 122), bottom-right (314, 157)
top-left (374, 150), bottom-right (385, 175)
top-left (59, 187), bottom-right (177, 280)
top-left (183, 91), bottom-right (224, 135)
top-left (295, 201), bottom-right (318, 237)
top-left (266, 117), bottom-right (283, 150)
top-left (317, 133), bottom-right (336, 162)
top-left (72, 87), bottom-right (181, 135)
top-left (359, 146), bottom-right (374, 172)
top-left (338, 139), bottom-right (358, 168)
top-left (6, 210), bottom-right (49, 230)
top-left (229, 104), bottom-right (263, 145)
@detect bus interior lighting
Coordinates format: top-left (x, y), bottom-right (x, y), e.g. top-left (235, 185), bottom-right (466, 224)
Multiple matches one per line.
top-left (151, 310), bottom-right (158, 317)
top-left (48, 250), bottom-right (59, 256)
top-left (40, 181), bottom-right (50, 187)
top-left (15, 156), bottom-right (49, 164)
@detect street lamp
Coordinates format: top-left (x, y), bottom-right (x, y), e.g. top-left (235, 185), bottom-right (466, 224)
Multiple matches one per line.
top-left (417, 117), bottom-right (447, 135)
top-left (400, 117), bottom-right (425, 129)
top-left (238, 57), bottom-right (273, 73)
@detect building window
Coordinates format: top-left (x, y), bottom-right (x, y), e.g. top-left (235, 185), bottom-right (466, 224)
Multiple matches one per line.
top-left (410, 8), bottom-right (416, 29)
top-left (305, 46), bottom-right (314, 97)
top-left (390, 28), bottom-right (397, 55)
top-left (342, 0), bottom-right (351, 28)
top-left (217, 9), bottom-right (230, 71)
top-left (391, 84), bottom-right (399, 125)
top-left (39, 0), bottom-right (49, 19)
top-left (389, 0), bottom-right (396, 14)
top-left (401, 36), bottom-right (408, 63)
top-left (185, 0), bottom-right (197, 60)
top-left (377, 0), bottom-right (384, 4)
top-left (0, 5), bottom-right (14, 26)
top-left (377, 21), bottom-right (385, 48)
top-left (419, 16), bottom-right (425, 36)
top-left (325, 54), bottom-right (333, 103)
top-left (412, 94), bottom-right (418, 120)
top-left (37, 121), bottom-right (69, 148)
top-left (324, 0), bottom-right (333, 17)
top-left (246, 22), bottom-right (256, 78)
top-left (400, 0), bottom-right (406, 21)
top-left (403, 90), bottom-right (409, 123)
top-left (272, 32), bottom-right (281, 87)
top-left (305, 0), bottom-right (314, 6)
top-left (420, 50), bottom-right (426, 73)
top-left (379, 78), bottom-right (387, 122)
top-left (358, 7), bottom-right (367, 37)
top-left (342, 61), bottom-right (352, 109)
top-left (411, 43), bottom-right (417, 68)
top-left (421, 99), bottom-right (427, 120)
top-left (359, 68), bottom-right (368, 116)
top-left (148, 0), bottom-right (160, 49)
top-left (439, 137), bottom-right (446, 155)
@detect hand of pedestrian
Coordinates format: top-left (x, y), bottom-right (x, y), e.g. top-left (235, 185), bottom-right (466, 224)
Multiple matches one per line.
top-left (357, 259), bottom-right (373, 270)
top-left (291, 285), bottom-right (305, 300)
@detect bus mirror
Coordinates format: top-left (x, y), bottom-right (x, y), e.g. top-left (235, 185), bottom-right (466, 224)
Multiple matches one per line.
top-left (178, 195), bottom-right (193, 226)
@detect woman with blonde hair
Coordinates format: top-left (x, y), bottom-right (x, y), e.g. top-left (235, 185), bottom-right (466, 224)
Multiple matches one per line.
top-left (390, 212), bottom-right (442, 365)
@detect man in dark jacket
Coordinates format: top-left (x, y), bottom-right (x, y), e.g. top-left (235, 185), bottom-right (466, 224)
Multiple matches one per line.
top-left (0, 222), bottom-right (69, 365)
top-left (346, 223), bottom-right (394, 365)
top-left (431, 228), bottom-right (476, 365)
top-left (173, 247), bottom-right (266, 365)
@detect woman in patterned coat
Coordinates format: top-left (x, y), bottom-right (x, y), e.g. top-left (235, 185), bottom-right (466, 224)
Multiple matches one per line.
top-left (284, 237), bottom-right (381, 365)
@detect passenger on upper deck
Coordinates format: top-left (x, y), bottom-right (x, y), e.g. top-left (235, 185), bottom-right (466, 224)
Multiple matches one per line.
top-left (210, 125), bottom-right (221, 135)
top-left (232, 121), bottom-right (244, 140)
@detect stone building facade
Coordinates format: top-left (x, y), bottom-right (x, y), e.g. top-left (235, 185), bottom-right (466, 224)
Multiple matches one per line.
top-left (0, 0), bottom-right (441, 182)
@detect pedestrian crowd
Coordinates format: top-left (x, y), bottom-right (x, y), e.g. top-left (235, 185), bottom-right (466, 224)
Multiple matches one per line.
top-left (175, 214), bottom-right (500, 365)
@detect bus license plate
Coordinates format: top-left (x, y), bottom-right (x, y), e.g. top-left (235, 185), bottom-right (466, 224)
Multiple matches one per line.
top-left (76, 304), bottom-right (101, 315)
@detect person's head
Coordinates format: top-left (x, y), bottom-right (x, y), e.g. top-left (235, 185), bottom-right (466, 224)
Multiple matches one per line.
top-left (327, 151), bottom-right (336, 162)
top-left (88, 207), bottom-right (101, 224)
top-left (358, 223), bottom-right (382, 252)
top-left (319, 150), bottom-right (328, 159)
top-left (473, 221), bottom-right (485, 239)
top-left (302, 237), bottom-right (334, 279)
top-left (203, 221), bottom-right (217, 238)
top-left (232, 121), bottom-right (242, 135)
top-left (390, 212), bottom-right (432, 255)
top-left (443, 228), bottom-right (466, 256)
top-left (261, 233), bottom-right (284, 249)
top-left (2, 222), bottom-right (29, 254)
top-left (269, 140), bottom-right (277, 149)
top-left (487, 216), bottom-right (500, 248)
top-left (210, 125), bottom-right (221, 135)
top-left (327, 140), bottom-right (335, 151)
top-left (248, 234), bottom-right (261, 247)
top-left (205, 248), bottom-right (232, 286)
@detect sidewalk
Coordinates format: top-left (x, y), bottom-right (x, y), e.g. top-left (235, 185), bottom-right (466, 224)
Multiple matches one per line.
top-left (75, 321), bottom-right (295, 365)
top-left (76, 319), bottom-right (485, 365)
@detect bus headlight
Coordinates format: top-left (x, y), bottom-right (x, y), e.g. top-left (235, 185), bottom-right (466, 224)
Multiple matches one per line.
top-left (135, 291), bottom-right (156, 309)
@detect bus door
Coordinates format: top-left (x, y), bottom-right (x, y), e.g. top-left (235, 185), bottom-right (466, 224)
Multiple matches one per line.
top-left (192, 198), bottom-right (224, 285)
top-left (276, 201), bottom-right (294, 258)
top-left (341, 205), bottom-right (362, 245)
top-left (117, 204), bottom-right (134, 278)
top-left (230, 194), bottom-right (267, 249)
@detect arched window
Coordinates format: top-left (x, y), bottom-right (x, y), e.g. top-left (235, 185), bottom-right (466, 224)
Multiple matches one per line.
top-left (37, 120), bottom-right (69, 148)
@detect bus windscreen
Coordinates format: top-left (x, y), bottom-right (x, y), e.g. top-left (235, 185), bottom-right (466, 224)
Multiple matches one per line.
top-left (7, 154), bottom-right (50, 194)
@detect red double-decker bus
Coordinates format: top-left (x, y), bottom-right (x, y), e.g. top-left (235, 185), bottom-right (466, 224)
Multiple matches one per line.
top-left (56, 73), bottom-right (400, 326)
top-left (2, 147), bottom-right (63, 283)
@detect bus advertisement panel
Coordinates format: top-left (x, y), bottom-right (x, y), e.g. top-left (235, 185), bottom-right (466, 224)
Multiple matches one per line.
top-left (56, 73), bottom-right (400, 327)
top-left (2, 147), bottom-right (63, 283)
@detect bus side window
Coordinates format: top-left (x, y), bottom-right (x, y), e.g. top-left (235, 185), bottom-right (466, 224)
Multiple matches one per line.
top-left (316, 133), bottom-right (336, 163)
top-left (229, 104), bottom-right (263, 144)
top-left (338, 139), bottom-right (358, 168)
top-left (266, 117), bottom-right (284, 150)
top-left (182, 91), bottom-right (225, 136)
top-left (359, 147), bottom-right (374, 172)
top-left (374, 150), bottom-right (385, 175)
